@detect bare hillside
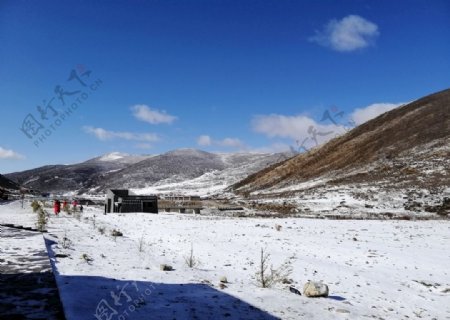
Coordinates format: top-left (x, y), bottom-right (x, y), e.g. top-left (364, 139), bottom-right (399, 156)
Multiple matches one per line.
top-left (231, 89), bottom-right (450, 217)
top-left (233, 88), bottom-right (450, 194)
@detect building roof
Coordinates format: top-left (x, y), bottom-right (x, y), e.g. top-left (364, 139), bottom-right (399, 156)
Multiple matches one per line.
top-left (108, 189), bottom-right (157, 200)
top-left (109, 189), bottom-right (130, 197)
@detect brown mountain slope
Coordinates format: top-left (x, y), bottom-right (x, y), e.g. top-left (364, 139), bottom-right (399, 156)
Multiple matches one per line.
top-left (233, 88), bottom-right (450, 195)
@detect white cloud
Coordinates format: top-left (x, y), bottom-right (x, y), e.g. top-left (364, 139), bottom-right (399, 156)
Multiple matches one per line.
top-left (249, 142), bottom-right (292, 154)
top-left (83, 126), bottom-right (159, 142)
top-left (310, 15), bottom-right (379, 52)
top-left (0, 147), bottom-right (24, 160)
top-left (252, 101), bottom-right (405, 152)
top-left (196, 135), bottom-right (244, 149)
top-left (351, 102), bottom-right (404, 125)
top-left (252, 114), bottom-right (347, 151)
top-left (197, 135), bottom-right (212, 146)
top-left (252, 114), bottom-right (315, 139)
top-left (252, 114), bottom-right (346, 139)
top-left (131, 105), bottom-right (177, 124)
top-left (218, 138), bottom-right (244, 148)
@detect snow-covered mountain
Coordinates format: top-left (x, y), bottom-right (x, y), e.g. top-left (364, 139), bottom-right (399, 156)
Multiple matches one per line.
top-left (86, 152), bottom-right (155, 164)
top-left (91, 149), bottom-right (291, 195)
top-left (232, 88), bottom-right (450, 217)
top-left (5, 153), bottom-right (154, 193)
top-left (131, 151), bottom-right (290, 197)
top-left (5, 149), bottom-right (291, 195)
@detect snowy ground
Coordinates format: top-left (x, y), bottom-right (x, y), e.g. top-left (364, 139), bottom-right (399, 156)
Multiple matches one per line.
top-left (1, 200), bottom-right (450, 319)
top-left (0, 210), bottom-right (64, 319)
top-left (245, 183), bottom-right (450, 219)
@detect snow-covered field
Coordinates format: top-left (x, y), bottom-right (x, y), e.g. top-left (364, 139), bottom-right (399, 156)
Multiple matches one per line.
top-left (250, 185), bottom-right (450, 218)
top-left (1, 200), bottom-right (450, 319)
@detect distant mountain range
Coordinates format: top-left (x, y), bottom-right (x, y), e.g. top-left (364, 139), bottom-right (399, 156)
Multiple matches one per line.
top-left (5, 149), bottom-right (291, 195)
top-left (5, 152), bottom-right (150, 193)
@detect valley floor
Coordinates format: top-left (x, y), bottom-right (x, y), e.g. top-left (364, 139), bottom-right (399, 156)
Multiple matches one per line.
top-left (1, 200), bottom-right (449, 319)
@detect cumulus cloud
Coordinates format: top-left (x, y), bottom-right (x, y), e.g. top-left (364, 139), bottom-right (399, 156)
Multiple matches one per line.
top-left (196, 135), bottom-right (244, 148)
top-left (252, 114), bottom-right (346, 139)
top-left (310, 15), bottom-right (379, 52)
top-left (252, 101), bottom-right (406, 152)
top-left (219, 138), bottom-right (244, 148)
top-left (0, 147), bottom-right (24, 159)
top-left (131, 105), bottom-right (177, 124)
top-left (350, 102), bottom-right (404, 125)
top-left (252, 114), bottom-right (347, 151)
top-left (197, 135), bottom-right (212, 146)
top-left (252, 115), bottom-right (316, 139)
top-left (83, 126), bottom-right (159, 142)
top-left (249, 142), bottom-right (292, 154)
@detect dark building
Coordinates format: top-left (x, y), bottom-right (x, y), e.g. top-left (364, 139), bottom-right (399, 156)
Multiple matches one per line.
top-left (105, 189), bottom-right (158, 214)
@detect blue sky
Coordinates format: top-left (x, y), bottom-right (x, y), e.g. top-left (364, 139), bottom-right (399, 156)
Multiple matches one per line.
top-left (1, 0), bottom-right (449, 173)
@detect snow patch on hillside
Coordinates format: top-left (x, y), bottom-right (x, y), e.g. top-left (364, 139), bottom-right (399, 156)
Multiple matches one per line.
top-left (98, 152), bottom-right (129, 162)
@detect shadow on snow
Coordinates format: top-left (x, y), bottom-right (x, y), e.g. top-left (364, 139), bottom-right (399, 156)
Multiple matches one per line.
top-left (44, 238), bottom-right (279, 320)
top-left (58, 276), bottom-right (279, 320)
top-left (0, 272), bottom-right (65, 320)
